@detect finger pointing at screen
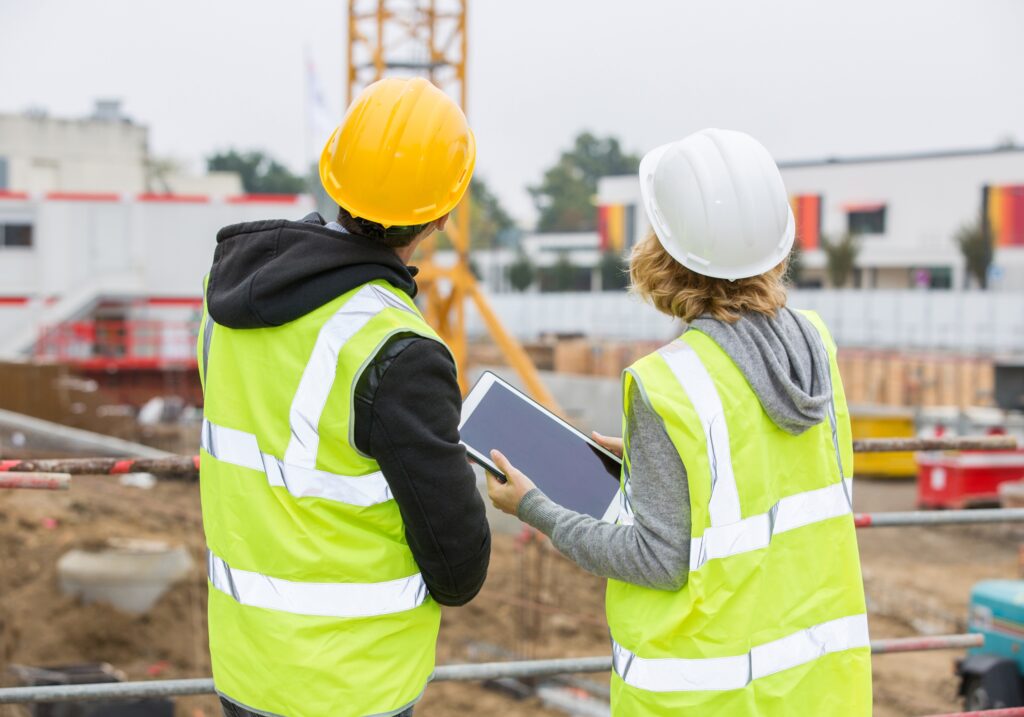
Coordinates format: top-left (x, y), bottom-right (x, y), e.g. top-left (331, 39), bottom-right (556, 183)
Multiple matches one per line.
top-left (486, 449), bottom-right (537, 516)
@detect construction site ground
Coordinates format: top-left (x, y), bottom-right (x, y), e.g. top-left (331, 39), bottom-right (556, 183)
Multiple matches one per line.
top-left (1, 474), bottom-right (1018, 717)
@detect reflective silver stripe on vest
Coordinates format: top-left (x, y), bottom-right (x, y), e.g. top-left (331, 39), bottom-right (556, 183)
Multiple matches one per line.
top-left (201, 418), bottom-right (392, 507)
top-left (612, 613), bottom-right (869, 693)
top-left (689, 478), bottom-right (852, 571)
top-left (202, 307), bottom-right (214, 387)
top-left (207, 549), bottom-right (428, 618)
top-left (285, 284), bottom-right (416, 469)
top-left (659, 340), bottom-right (741, 526)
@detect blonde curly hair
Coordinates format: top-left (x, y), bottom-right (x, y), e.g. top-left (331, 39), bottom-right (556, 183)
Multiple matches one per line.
top-left (629, 231), bottom-right (789, 323)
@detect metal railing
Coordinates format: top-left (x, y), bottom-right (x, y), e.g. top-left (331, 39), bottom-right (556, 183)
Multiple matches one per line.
top-left (0, 635), bottom-right (985, 705)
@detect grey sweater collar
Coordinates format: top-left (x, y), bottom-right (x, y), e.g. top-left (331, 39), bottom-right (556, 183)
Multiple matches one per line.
top-left (688, 308), bottom-right (832, 435)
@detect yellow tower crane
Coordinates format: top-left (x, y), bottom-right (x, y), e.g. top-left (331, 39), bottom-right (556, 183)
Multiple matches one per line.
top-left (347, 0), bottom-right (559, 410)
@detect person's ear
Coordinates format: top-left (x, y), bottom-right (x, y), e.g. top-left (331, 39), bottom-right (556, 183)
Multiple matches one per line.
top-left (434, 213), bottom-right (450, 231)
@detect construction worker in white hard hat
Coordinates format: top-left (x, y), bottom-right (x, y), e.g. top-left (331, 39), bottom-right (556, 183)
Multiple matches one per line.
top-left (198, 77), bottom-right (490, 717)
top-left (488, 128), bottom-right (872, 715)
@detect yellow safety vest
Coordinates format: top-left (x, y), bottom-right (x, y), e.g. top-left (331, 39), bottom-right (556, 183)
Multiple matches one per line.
top-left (197, 280), bottom-right (447, 717)
top-left (606, 311), bottom-right (872, 715)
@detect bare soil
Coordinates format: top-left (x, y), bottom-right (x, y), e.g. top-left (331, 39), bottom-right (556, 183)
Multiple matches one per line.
top-left (0, 475), bottom-right (1018, 716)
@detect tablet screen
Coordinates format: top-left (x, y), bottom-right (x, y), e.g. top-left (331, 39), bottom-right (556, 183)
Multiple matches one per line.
top-left (460, 373), bottom-right (621, 519)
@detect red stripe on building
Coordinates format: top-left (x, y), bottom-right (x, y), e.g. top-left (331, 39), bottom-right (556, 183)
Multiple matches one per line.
top-left (1008, 186), bottom-right (1024, 246)
top-left (791, 195), bottom-right (821, 250)
top-left (0, 297), bottom-right (30, 306)
top-left (137, 193), bottom-right (210, 204)
top-left (0, 191), bottom-right (29, 200)
top-left (46, 192), bottom-right (121, 202)
top-left (226, 194), bottom-right (302, 204)
top-left (146, 297), bottom-right (203, 307)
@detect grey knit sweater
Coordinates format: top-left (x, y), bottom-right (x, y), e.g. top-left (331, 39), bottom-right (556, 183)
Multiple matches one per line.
top-left (517, 307), bottom-right (834, 590)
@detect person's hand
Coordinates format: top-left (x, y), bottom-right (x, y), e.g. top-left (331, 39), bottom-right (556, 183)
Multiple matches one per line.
top-left (592, 431), bottom-right (623, 458)
top-left (486, 450), bottom-right (537, 516)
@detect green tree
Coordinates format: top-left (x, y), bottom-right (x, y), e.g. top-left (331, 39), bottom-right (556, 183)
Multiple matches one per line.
top-left (529, 132), bottom-right (640, 232)
top-left (599, 250), bottom-right (629, 291)
top-left (428, 177), bottom-right (518, 251)
top-left (822, 233), bottom-right (860, 288)
top-left (507, 251), bottom-right (536, 292)
top-left (955, 218), bottom-right (995, 289)
top-left (786, 242), bottom-right (804, 286)
top-left (470, 177), bottom-right (517, 249)
top-left (207, 150), bottom-right (306, 194)
top-left (542, 252), bottom-right (580, 292)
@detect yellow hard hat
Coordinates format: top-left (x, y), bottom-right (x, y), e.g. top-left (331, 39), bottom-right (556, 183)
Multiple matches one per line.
top-left (319, 77), bottom-right (476, 228)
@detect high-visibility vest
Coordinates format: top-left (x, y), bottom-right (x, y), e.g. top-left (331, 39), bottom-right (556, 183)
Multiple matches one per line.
top-left (197, 280), bottom-right (448, 717)
top-left (606, 311), bottom-right (872, 715)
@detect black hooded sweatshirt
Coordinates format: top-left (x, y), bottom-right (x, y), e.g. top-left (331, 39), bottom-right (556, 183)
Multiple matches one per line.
top-left (205, 212), bottom-right (490, 606)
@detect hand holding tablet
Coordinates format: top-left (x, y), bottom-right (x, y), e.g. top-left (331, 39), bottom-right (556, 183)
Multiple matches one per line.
top-left (459, 372), bottom-right (622, 519)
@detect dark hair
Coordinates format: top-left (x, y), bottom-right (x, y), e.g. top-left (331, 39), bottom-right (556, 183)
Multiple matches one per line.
top-left (336, 206), bottom-right (431, 248)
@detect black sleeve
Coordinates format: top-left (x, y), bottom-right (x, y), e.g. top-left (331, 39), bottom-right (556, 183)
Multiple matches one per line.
top-left (353, 335), bottom-right (491, 606)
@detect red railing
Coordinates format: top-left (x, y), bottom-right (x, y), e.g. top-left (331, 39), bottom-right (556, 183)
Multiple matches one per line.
top-left (35, 320), bottom-right (199, 370)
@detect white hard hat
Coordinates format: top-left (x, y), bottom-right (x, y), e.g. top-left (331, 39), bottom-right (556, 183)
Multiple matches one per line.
top-left (638, 128), bottom-right (795, 281)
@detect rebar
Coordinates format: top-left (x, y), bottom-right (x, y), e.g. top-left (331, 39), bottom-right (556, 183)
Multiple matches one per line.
top-left (0, 472), bottom-right (70, 490)
top-left (0, 456), bottom-right (199, 479)
top-left (851, 436), bottom-right (1017, 453)
top-left (0, 635), bottom-right (984, 704)
top-left (0, 436), bottom-right (1013, 480)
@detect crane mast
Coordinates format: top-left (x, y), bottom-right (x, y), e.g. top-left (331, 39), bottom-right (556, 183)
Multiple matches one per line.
top-left (346, 0), bottom-right (558, 409)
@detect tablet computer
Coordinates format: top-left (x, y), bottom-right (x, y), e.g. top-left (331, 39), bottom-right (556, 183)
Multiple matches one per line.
top-left (459, 371), bottom-right (622, 519)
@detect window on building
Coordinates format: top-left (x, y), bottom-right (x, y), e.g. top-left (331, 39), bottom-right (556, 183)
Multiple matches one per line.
top-left (847, 205), bottom-right (886, 235)
top-left (910, 267), bottom-right (952, 290)
top-left (1, 223), bottom-right (33, 248)
top-left (0, 157), bottom-right (8, 190)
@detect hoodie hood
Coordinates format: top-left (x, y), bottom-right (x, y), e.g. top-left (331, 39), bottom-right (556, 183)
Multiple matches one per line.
top-left (206, 212), bottom-right (418, 329)
top-left (688, 308), bottom-right (833, 435)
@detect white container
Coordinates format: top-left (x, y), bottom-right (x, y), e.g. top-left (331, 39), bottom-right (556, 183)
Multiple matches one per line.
top-left (57, 538), bottom-right (192, 614)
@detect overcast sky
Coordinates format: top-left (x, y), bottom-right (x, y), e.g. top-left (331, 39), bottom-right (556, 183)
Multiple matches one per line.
top-left (1, 0), bottom-right (1021, 223)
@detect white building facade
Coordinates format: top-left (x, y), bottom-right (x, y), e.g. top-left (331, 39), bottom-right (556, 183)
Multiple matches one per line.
top-left (0, 193), bottom-right (314, 361)
top-left (596, 145), bottom-right (1024, 291)
top-left (0, 101), bottom-right (308, 364)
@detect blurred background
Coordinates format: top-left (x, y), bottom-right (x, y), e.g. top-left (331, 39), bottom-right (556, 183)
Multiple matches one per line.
top-left (0, 1), bottom-right (1023, 715)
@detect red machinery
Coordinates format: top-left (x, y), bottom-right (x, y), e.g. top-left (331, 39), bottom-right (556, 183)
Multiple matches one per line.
top-left (918, 450), bottom-right (1024, 509)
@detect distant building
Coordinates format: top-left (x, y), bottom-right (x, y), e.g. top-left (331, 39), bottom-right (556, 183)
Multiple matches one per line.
top-left (0, 100), bottom-right (243, 196)
top-left (0, 101), bottom-right (311, 400)
top-left (596, 145), bottom-right (1024, 291)
top-left (0, 192), bottom-right (313, 366)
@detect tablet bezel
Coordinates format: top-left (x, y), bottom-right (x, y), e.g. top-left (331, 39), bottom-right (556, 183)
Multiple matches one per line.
top-left (459, 370), bottom-right (622, 480)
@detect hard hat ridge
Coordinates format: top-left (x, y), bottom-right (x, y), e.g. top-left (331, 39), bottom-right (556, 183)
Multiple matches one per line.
top-left (639, 128), bottom-right (795, 281)
top-left (319, 77), bottom-right (476, 229)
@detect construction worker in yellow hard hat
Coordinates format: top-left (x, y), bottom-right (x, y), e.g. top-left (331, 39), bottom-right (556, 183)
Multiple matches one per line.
top-left (487, 129), bottom-right (871, 715)
top-left (199, 77), bottom-right (489, 717)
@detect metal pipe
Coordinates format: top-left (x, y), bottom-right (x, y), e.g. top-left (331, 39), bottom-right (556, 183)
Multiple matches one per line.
top-left (852, 436), bottom-right (1017, 453)
top-left (869, 633), bottom-right (983, 654)
top-left (0, 636), bottom-right (983, 704)
top-left (855, 508), bottom-right (1024, 528)
top-left (922, 708), bottom-right (1024, 717)
top-left (0, 436), bottom-right (1013, 479)
top-left (0, 678), bottom-right (215, 704)
top-left (0, 472), bottom-right (70, 490)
